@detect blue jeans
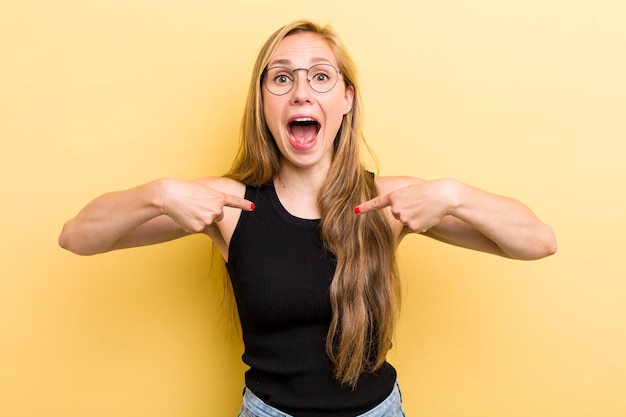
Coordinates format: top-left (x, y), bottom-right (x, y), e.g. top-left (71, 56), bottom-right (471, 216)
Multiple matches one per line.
top-left (237, 382), bottom-right (405, 417)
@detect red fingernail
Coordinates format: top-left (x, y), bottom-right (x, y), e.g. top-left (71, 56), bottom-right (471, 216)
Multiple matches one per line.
top-left (250, 203), bottom-right (255, 211)
top-left (354, 207), bottom-right (360, 214)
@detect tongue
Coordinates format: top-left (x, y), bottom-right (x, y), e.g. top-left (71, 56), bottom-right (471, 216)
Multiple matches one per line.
top-left (290, 122), bottom-right (318, 145)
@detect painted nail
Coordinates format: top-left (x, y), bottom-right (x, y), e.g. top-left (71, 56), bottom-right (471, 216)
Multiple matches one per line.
top-left (354, 207), bottom-right (360, 214)
top-left (250, 203), bottom-right (255, 210)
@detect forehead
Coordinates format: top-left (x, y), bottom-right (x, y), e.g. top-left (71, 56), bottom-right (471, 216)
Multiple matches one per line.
top-left (268, 32), bottom-right (337, 67)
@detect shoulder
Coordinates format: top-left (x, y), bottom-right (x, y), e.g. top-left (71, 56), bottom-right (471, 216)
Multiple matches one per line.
top-left (374, 175), bottom-right (424, 194)
top-left (372, 175), bottom-right (425, 239)
top-left (195, 176), bottom-right (247, 259)
top-left (197, 176), bottom-right (246, 197)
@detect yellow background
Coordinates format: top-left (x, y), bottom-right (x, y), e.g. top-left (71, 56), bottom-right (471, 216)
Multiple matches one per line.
top-left (2, 1), bottom-right (625, 416)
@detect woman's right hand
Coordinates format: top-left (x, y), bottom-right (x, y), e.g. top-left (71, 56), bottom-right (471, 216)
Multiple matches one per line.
top-left (160, 178), bottom-right (254, 233)
top-left (58, 177), bottom-right (253, 255)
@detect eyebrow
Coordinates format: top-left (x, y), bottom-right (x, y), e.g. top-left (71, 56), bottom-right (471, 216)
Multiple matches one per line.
top-left (268, 56), bottom-right (334, 67)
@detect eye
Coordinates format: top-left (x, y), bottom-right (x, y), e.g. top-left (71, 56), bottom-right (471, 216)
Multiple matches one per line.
top-left (268, 68), bottom-right (293, 85)
top-left (275, 74), bottom-right (292, 84)
top-left (309, 64), bottom-right (336, 85)
top-left (311, 72), bottom-right (330, 83)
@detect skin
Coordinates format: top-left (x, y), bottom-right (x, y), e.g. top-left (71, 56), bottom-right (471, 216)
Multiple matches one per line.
top-left (58, 32), bottom-right (556, 262)
top-left (263, 32), bottom-right (354, 220)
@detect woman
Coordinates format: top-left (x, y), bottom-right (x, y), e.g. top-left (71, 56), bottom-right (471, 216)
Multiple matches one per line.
top-left (59, 21), bottom-right (556, 417)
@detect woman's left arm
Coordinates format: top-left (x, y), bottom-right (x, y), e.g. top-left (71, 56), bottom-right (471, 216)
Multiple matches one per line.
top-left (355, 177), bottom-right (557, 260)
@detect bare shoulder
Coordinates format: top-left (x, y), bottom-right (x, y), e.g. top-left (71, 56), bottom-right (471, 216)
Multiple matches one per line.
top-left (197, 176), bottom-right (246, 197)
top-left (374, 175), bottom-right (424, 194)
top-left (195, 176), bottom-right (246, 259)
top-left (372, 175), bottom-right (424, 239)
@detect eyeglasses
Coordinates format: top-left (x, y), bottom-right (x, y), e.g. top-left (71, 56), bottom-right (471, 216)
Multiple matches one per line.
top-left (262, 63), bottom-right (342, 96)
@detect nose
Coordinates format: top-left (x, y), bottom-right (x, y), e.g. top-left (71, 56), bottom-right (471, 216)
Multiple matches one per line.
top-left (290, 68), bottom-right (314, 103)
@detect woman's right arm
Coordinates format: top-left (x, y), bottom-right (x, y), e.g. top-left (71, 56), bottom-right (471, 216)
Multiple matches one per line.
top-left (58, 177), bottom-right (254, 256)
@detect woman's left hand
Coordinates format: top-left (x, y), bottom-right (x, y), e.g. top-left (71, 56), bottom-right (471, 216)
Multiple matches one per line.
top-left (354, 176), bottom-right (557, 260)
top-left (355, 178), bottom-right (455, 234)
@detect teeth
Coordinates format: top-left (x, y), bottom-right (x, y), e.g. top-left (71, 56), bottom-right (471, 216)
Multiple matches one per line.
top-left (292, 117), bottom-right (315, 123)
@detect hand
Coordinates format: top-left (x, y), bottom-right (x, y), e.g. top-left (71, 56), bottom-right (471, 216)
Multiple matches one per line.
top-left (161, 178), bottom-right (254, 233)
top-left (354, 177), bottom-right (556, 259)
top-left (354, 179), bottom-right (456, 234)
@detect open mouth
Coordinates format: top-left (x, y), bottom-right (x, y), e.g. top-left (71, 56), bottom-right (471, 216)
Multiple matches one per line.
top-left (287, 117), bottom-right (321, 149)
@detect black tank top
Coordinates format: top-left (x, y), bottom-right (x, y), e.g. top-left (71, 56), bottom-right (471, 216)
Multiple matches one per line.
top-left (226, 183), bottom-right (396, 417)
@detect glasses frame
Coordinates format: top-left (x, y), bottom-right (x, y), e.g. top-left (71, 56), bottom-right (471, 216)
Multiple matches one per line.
top-left (262, 63), bottom-right (342, 96)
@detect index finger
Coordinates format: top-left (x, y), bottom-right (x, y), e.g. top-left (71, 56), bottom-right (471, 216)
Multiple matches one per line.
top-left (354, 193), bottom-right (391, 215)
top-left (223, 193), bottom-right (255, 211)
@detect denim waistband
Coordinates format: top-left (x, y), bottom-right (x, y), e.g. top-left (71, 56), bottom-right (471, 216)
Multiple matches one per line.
top-left (238, 381), bottom-right (404, 417)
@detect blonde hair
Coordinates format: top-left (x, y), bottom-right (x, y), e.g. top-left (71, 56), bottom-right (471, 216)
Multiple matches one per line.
top-left (225, 20), bottom-right (400, 388)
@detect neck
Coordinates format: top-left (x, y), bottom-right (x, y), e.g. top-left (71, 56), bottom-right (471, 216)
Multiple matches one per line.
top-left (276, 158), bottom-right (329, 195)
top-left (274, 162), bottom-right (328, 219)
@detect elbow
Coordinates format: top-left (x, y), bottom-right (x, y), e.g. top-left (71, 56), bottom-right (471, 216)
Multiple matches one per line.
top-left (58, 223), bottom-right (72, 251)
top-left (506, 224), bottom-right (557, 261)
top-left (526, 224), bottom-right (557, 260)
top-left (58, 223), bottom-right (80, 255)
top-left (539, 223), bottom-right (557, 258)
top-left (58, 222), bottom-right (96, 256)
top-left (545, 227), bottom-right (558, 257)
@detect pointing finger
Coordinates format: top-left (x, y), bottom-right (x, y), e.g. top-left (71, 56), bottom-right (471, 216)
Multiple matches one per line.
top-left (354, 193), bottom-right (391, 215)
top-left (223, 193), bottom-right (255, 211)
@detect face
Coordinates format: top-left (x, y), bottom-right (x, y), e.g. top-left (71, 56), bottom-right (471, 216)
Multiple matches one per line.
top-left (262, 32), bottom-right (355, 172)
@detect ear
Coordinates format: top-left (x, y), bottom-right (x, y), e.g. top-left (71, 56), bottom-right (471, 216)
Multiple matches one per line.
top-left (342, 85), bottom-right (355, 115)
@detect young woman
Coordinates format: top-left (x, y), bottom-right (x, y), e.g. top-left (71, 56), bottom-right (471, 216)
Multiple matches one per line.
top-left (59, 21), bottom-right (556, 417)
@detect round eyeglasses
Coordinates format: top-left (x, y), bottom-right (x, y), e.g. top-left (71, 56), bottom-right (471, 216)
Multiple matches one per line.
top-left (262, 63), bottom-right (342, 96)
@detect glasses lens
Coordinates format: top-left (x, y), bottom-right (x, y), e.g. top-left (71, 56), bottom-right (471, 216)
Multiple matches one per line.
top-left (308, 64), bottom-right (338, 93)
top-left (264, 67), bottom-right (293, 96)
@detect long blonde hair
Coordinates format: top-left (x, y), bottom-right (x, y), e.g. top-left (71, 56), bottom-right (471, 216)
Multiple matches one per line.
top-left (225, 20), bottom-right (400, 388)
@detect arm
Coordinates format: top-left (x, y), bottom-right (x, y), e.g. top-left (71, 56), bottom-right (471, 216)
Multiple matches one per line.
top-left (58, 177), bottom-right (253, 256)
top-left (355, 176), bottom-right (556, 260)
